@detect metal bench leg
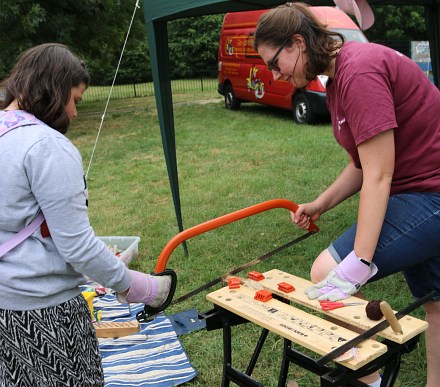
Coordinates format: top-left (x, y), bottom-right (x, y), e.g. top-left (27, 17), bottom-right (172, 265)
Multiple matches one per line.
top-left (221, 313), bottom-right (232, 387)
top-left (278, 339), bottom-right (291, 387)
top-left (380, 353), bottom-right (401, 387)
top-left (246, 328), bottom-right (270, 375)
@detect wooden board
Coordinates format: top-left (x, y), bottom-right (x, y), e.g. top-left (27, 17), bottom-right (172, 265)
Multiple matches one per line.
top-left (207, 285), bottom-right (387, 370)
top-left (93, 321), bottom-right (140, 338)
top-left (257, 269), bottom-right (428, 344)
top-left (207, 269), bottom-right (429, 370)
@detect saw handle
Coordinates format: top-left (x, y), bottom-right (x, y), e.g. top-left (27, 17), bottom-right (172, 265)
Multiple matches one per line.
top-left (154, 198), bottom-right (318, 273)
top-left (136, 269), bottom-right (177, 322)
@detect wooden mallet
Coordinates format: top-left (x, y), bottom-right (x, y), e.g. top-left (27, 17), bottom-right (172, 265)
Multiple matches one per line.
top-left (366, 299), bottom-right (403, 335)
top-left (380, 301), bottom-right (403, 335)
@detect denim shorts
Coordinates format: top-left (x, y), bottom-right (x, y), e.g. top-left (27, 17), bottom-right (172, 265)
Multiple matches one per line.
top-left (329, 192), bottom-right (440, 300)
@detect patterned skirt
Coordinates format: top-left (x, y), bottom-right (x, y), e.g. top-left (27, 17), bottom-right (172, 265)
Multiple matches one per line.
top-left (0, 294), bottom-right (104, 387)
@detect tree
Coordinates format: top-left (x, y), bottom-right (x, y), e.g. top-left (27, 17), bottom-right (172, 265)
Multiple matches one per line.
top-left (365, 5), bottom-right (427, 41)
top-left (0, 0), bottom-right (147, 83)
top-left (168, 15), bottom-right (224, 78)
top-left (0, 1), bottom-right (46, 78)
top-left (0, 3), bottom-right (429, 85)
top-left (117, 40), bottom-right (151, 84)
top-left (88, 2), bottom-right (149, 85)
top-left (360, 5), bottom-right (427, 58)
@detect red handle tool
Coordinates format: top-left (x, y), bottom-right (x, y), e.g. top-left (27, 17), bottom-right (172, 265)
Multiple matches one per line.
top-left (319, 301), bottom-right (364, 311)
top-left (154, 198), bottom-right (319, 273)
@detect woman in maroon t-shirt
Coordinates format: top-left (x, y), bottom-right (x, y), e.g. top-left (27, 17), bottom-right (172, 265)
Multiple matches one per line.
top-left (254, 3), bottom-right (440, 387)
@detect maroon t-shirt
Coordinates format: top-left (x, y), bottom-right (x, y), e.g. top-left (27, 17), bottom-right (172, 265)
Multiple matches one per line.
top-left (326, 41), bottom-right (440, 195)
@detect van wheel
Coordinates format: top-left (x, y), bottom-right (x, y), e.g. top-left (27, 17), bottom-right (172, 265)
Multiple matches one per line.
top-left (293, 94), bottom-right (317, 125)
top-left (224, 85), bottom-right (241, 110)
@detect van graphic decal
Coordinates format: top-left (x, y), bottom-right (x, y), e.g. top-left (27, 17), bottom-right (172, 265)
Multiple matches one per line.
top-left (219, 8), bottom-right (365, 123)
top-left (225, 38), bottom-right (234, 55)
top-left (246, 66), bottom-right (265, 99)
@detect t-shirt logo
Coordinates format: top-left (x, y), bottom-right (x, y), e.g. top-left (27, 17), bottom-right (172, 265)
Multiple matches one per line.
top-left (337, 117), bottom-right (346, 131)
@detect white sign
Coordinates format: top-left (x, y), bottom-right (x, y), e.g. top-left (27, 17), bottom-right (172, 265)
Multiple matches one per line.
top-left (411, 41), bottom-right (431, 62)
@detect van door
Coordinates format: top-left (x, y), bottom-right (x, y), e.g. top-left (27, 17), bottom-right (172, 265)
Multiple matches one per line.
top-left (243, 34), bottom-right (293, 109)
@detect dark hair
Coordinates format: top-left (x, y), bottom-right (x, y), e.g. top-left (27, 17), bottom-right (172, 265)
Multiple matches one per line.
top-left (254, 2), bottom-right (345, 81)
top-left (0, 43), bottom-right (90, 134)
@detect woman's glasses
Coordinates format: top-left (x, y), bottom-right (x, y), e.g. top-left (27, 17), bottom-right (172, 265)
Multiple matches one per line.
top-left (267, 39), bottom-right (291, 72)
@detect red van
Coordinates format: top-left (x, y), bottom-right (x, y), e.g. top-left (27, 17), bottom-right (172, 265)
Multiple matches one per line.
top-left (217, 7), bottom-right (368, 124)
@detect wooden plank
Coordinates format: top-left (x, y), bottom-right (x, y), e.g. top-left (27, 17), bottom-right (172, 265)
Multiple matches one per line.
top-left (93, 321), bottom-right (140, 338)
top-left (207, 285), bottom-right (388, 370)
top-left (256, 269), bottom-right (428, 344)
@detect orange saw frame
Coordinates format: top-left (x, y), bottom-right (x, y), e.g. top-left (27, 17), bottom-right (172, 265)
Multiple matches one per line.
top-left (154, 198), bottom-right (319, 273)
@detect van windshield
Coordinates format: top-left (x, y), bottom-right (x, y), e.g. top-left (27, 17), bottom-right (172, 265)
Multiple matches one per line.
top-left (331, 28), bottom-right (369, 43)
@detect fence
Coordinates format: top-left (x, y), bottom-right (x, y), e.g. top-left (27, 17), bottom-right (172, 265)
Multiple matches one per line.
top-left (82, 76), bottom-right (218, 103)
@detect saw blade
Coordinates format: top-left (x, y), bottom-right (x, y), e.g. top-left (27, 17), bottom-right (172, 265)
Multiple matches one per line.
top-left (171, 230), bottom-right (315, 305)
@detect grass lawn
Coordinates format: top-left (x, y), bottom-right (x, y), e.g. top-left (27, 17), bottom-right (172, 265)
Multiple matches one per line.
top-left (70, 92), bottom-right (426, 386)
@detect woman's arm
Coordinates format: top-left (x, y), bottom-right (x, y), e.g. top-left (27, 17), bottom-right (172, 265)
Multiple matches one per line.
top-left (354, 129), bottom-right (395, 262)
top-left (304, 129), bottom-right (395, 301)
top-left (293, 157), bottom-right (363, 229)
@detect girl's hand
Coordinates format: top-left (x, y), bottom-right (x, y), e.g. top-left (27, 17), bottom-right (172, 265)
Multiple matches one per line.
top-left (290, 202), bottom-right (321, 230)
top-left (305, 250), bottom-right (378, 301)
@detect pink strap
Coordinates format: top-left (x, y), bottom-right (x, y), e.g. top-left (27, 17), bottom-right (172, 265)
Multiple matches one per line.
top-left (0, 110), bottom-right (40, 137)
top-left (0, 111), bottom-right (46, 258)
top-left (0, 213), bottom-right (45, 258)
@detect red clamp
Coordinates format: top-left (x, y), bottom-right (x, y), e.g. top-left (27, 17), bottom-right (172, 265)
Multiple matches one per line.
top-left (278, 282), bottom-right (295, 293)
top-left (254, 289), bottom-right (272, 302)
top-left (248, 271), bottom-right (265, 281)
top-left (228, 277), bottom-right (241, 289)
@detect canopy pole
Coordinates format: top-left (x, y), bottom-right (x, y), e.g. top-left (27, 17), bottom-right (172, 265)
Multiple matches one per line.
top-left (145, 18), bottom-right (188, 255)
top-left (425, 4), bottom-right (440, 88)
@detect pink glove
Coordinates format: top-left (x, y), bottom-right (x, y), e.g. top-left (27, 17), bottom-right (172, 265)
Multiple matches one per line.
top-left (117, 270), bottom-right (171, 307)
top-left (305, 250), bottom-right (378, 301)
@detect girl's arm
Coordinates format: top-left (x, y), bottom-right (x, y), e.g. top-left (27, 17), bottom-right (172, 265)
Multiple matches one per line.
top-left (314, 158), bottom-right (363, 213)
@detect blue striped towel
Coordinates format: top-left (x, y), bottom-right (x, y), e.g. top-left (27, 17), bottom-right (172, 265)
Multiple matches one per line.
top-left (94, 294), bottom-right (198, 386)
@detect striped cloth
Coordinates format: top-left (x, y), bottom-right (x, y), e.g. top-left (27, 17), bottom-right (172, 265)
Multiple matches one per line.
top-left (93, 294), bottom-right (197, 387)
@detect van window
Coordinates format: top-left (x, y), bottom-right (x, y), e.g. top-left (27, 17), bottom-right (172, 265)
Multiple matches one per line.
top-left (245, 35), bottom-right (259, 59)
top-left (331, 28), bottom-right (368, 43)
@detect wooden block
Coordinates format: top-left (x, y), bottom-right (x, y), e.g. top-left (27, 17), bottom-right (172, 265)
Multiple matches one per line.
top-left (207, 285), bottom-right (388, 370)
top-left (93, 321), bottom-right (140, 338)
top-left (258, 269), bottom-right (428, 344)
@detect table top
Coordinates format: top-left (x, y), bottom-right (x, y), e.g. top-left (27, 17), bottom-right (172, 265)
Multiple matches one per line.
top-left (207, 269), bottom-right (428, 370)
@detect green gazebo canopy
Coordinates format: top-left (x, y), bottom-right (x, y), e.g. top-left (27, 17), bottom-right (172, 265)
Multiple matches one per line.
top-left (142, 0), bottom-right (440, 238)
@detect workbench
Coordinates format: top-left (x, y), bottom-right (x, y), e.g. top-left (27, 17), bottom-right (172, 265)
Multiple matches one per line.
top-left (205, 269), bottom-right (429, 387)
